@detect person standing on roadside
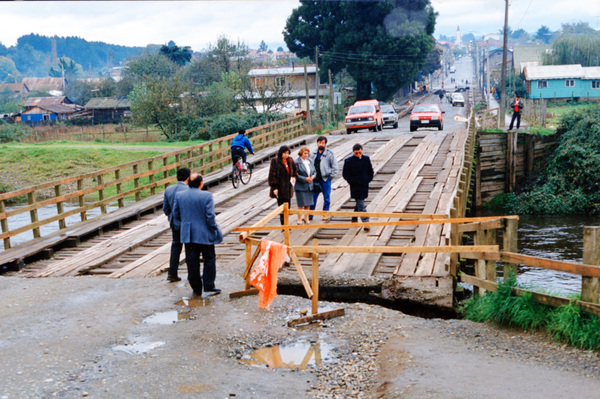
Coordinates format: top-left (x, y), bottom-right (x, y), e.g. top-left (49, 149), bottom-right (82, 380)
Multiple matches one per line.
top-left (294, 146), bottom-right (316, 225)
top-left (173, 173), bottom-right (223, 297)
top-left (342, 143), bottom-right (374, 231)
top-left (162, 167), bottom-right (190, 282)
top-left (268, 145), bottom-right (298, 225)
top-left (309, 136), bottom-right (338, 221)
top-left (508, 94), bottom-right (524, 131)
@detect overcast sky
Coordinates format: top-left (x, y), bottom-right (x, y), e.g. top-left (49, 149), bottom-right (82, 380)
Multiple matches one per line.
top-left (1, 1), bottom-right (599, 51)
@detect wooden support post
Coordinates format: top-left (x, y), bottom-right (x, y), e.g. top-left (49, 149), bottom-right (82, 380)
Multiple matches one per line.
top-left (525, 134), bottom-right (534, 176)
top-left (115, 169), bottom-right (124, 208)
top-left (54, 184), bottom-right (66, 230)
top-left (283, 202), bottom-right (290, 247)
top-left (475, 136), bottom-right (482, 208)
top-left (311, 239), bottom-right (319, 315)
top-left (485, 228), bottom-right (497, 283)
top-left (503, 217), bottom-right (518, 278)
top-left (0, 200), bottom-right (10, 250)
top-left (245, 241), bottom-right (252, 290)
top-left (163, 157), bottom-right (169, 189)
top-left (506, 131), bottom-right (517, 193)
top-left (473, 228), bottom-right (485, 295)
top-left (133, 164), bottom-right (141, 202)
top-left (97, 173), bottom-right (107, 214)
top-left (582, 226), bottom-right (600, 304)
top-left (28, 192), bottom-right (40, 239)
top-left (148, 160), bottom-right (155, 196)
top-left (77, 178), bottom-right (87, 222)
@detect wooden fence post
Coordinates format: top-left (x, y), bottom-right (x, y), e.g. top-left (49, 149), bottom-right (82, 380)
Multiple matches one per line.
top-left (77, 178), bottom-right (87, 222)
top-left (27, 192), bottom-right (40, 239)
top-left (0, 200), bottom-right (10, 250)
top-left (97, 173), bottom-right (107, 214)
top-left (312, 239), bottom-right (319, 315)
top-left (148, 160), bottom-right (155, 196)
top-left (283, 202), bottom-right (290, 247)
top-left (582, 226), bottom-right (600, 304)
top-left (115, 169), bottom-right (124, 208)
top-left (55, 184), bottom-right (66, 230)
top-left (503, 217), bottom-right (518, 278)
top-left (133, 164), bottom-right (141, 202)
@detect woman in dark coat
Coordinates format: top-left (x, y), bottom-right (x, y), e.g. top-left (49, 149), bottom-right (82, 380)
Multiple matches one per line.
top-left (268, 145), bottom-right (298, 225)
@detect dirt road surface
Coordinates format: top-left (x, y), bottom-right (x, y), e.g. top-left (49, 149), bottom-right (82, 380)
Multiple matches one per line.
top-left (1, 267), bottom-right (599, 399)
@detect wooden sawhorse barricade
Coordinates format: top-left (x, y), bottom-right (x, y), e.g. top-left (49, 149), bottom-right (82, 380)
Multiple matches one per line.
top-left (230, 204), bottom-right (501, 327)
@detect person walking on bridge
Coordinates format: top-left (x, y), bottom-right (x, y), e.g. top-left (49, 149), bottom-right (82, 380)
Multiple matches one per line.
top-left (342, 143), bottom-right (374, 231)
top-left (162, 167), bottom-right (190, 282)
top-left (309, 136), bottom-right (338, 222)
top-left (173, 173), bottom-right (223, 297)
top-left (508, 94), bottom-right (524, 131)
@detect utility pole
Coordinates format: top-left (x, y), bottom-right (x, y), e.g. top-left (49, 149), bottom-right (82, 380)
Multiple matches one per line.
top-left (315, 46), bottom-right (320, 117)
top-left (304, 64), bottom-right (312, 129)
top-left (328, 69), bottom-right (334, 124)
top-left (499, 0), bottom-right (509, 128)
top-left (486, 45), bottom-right (491, 107)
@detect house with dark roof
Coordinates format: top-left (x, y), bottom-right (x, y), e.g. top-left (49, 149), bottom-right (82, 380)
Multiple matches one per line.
top-left (84, 97), bottom-right (131, 123)
top-left (21, 77), bottom-right (67, 95)
top-left (20, 96), bottom-right (81, 126)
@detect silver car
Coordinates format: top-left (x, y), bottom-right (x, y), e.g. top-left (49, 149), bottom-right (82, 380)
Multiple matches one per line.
top-left (380, 104), bottom-right (399, 129)
top-left (451, 93), bottom-right (465, 107)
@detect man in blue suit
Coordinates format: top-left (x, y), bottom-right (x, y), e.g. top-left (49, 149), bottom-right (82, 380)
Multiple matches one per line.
top-left (173, 173), bottom-right (223, 296)
top-left (162, 167), bottom-right (190, 282)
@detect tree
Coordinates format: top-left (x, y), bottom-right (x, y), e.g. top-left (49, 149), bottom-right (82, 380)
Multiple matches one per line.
top-left (543, 29), bottom-right (600, 67)
top-left (535, 26), bottom-right (553, 44)
top-left (0, 56), bottom-right (18, 82)
top-left (205, 35), bottom-right (250, 75)
top-left (129, 76), bottom-right (201, 140)
top-left (259, 40), bottom-right (268, 52)
top-left (49, 57), bottom-right (82, 79)
top-left (123, 52), bottom-right (179, 83)
top-left (277, 46), bottom-right (284, 52)
top-left (560, 22), bottom-right (596, 36)
top-left (283, 0), bottom-right (437, 101)
top-left (159, 42), bottom-right (193, 66)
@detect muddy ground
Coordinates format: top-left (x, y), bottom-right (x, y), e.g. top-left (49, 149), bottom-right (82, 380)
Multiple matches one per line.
top-left (1, 267), bottom-right (600, 399)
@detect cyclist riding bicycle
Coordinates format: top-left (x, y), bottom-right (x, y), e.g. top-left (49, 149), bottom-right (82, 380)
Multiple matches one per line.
top-left (230, 129), bottom-right (254, 170)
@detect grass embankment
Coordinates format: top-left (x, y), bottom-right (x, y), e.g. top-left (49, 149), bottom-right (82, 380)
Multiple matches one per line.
top-left (0, 140), bottom-right (204, 194)
top-left (461, 276), bottom-right (600, 351)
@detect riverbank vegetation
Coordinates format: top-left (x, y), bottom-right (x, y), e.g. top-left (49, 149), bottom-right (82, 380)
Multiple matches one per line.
top-left (461, 276), bottom-right (600, 351)
top-left (490, 105), bottom-right (600, 215)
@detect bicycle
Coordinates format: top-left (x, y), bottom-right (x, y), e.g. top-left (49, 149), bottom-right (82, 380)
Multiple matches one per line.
top-left (231, 156), bottom-right (252, 188)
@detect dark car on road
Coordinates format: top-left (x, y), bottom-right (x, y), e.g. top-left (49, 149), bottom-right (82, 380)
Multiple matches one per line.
top-left (409, 104), bottom-right (444, 131)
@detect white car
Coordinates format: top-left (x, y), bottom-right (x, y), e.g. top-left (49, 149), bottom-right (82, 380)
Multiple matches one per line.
top-left (380, 104), bottom-right (399, 129)
top-left (451, 93), bottom-right (465, 107)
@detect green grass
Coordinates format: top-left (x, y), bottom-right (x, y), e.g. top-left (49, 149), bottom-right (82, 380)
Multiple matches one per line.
top-left (546, 102), bottom-right (599, 127)
top-left (460, 275), bottom-right (600, 351)
top-left (3, 139), bottom-right (206, 149)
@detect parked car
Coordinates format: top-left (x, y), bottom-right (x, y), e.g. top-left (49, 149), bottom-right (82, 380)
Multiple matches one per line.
top-left (345, 99), bottom-right (384, 134)
top-left (451, 93), bottom-right (465, 107)
top-left (409, 104), bottom-right (444, 131)
top-left (449, 66), bottom-right (456, 73)
top-left (380, 104), bottom-right (398, 129)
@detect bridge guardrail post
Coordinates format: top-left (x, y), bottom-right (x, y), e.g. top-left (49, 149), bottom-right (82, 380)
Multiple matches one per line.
top-left (0, 200), bottom-right (10, 250)
top-left (582, 226), bottom-right (600, 303)
top-left (503, 217), bottom-right (518, 278)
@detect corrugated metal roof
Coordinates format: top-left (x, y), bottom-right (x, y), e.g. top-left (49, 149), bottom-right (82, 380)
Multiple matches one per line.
top-left (84, 97), bottom-right (130, 109)
top-left (22, 104), bottom-right (79, 114)
top-left (582, 67), bottom-right (600, 80)
top-left (524, 64), bottom-right (584, 80)
top-left (22, 77), bottom-right (66, 91)
top-left (249, 65), bottom-right (316, 77)
top-left (24, 96), bottom-right (68, 107)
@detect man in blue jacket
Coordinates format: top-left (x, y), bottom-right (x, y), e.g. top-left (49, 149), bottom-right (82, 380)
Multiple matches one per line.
top-left (342, 143), bottom-right (374, 231)
top-left (173, 173), bottom-right (223, 296)
top-left (162, 167), bottom-right (190, 282)
top-left (230, 129), bottom-right (254, 168)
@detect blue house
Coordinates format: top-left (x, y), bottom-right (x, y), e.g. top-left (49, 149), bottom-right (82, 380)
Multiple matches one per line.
top-left (20, 96), bottom-right (81, 126)
top-left (524, 64), bottom-right (600, 100)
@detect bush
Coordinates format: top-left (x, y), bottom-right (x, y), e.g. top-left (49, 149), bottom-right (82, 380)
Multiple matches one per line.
top-left (461, 276), bottom-right (600, 350)
top-left (0, 121), bottom-right (30, 143)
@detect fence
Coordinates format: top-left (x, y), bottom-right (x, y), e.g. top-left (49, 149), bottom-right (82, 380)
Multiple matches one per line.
top-left (0, 115), bottom-right (306, 250)
top-left (22, 124), bottom-right (164, 143)
top-left (233, 205), bottom-right (600, 318)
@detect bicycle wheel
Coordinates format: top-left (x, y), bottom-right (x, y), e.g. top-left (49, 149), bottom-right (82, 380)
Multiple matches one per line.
top-left (231, 164), bottom-right (240, 188)
top-left (240, 164), bottom-right (252, 185)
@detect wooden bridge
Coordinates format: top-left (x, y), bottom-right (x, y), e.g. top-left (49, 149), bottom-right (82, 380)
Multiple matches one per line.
top-left (2, 97), bottom-right (600, 315)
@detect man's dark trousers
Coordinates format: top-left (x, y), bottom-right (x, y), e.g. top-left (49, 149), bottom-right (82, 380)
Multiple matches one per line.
top-left (169, 226), bottom-right (183, 278)
top-left (184, 243), bottom-right (217, 295)
top-left (509, 112), bottom-right (521, 130)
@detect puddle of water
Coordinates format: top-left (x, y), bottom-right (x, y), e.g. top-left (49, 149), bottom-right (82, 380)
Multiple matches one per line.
top-left (112, 341), bottom-right (165, 355)
top-left (175, 298), bottom-right (211, 307)
top-left (143, 310), bottom-right (192, 325)
top-left (241, 340), bottom-right (333, 370)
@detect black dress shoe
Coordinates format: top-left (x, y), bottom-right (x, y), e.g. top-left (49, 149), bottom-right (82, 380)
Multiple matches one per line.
top-left (364, 226), bottom-right (370, 232)
top-left (204, 288), bottom-right (222, 296)
top-left (167, 275), bottom-right (182, 282)
top-left (351, 217), bottom-right (358, 223)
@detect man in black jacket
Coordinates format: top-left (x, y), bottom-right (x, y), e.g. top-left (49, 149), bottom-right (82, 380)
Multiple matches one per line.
top-left (508, 95), bottom-right (524, 131)
top-left (342, 143), bottom-right (374, 231)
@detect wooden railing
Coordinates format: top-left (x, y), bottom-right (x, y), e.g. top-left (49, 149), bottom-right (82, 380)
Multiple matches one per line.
top-left (0, 115), bottom-right (306, 250)
top-left (233, 204), bottom-right (600, 317)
